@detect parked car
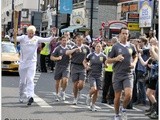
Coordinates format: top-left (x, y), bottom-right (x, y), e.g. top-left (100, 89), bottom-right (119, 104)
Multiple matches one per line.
top-left (1, 41), bottom-right (20, 73)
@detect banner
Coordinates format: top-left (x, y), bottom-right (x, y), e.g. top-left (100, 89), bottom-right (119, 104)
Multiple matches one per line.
top-left (139, 0), bottom-right (154, 27)
top-left (60, 0), bottom-right (73, 14)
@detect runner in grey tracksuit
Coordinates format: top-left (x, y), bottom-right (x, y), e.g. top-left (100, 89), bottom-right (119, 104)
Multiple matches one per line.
top-left (66, 34), bottom-right (90, 105)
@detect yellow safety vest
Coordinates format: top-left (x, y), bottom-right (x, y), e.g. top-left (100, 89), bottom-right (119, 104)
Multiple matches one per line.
top-left (40, 42), bottom-right (50, 55)
top-left (104, 46), bottom-right (113, 72)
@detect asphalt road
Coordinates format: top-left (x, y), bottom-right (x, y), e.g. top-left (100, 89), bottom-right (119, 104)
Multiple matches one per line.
top-left (2, 72), bottom-right (152, 120)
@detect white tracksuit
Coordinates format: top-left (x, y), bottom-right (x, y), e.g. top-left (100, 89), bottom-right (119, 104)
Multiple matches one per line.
top-left (17, 35), bottom-right (52, 98)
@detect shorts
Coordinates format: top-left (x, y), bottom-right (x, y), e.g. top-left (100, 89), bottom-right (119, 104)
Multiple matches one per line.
top-left (148, 80), bottom-right (157, 90)
top-left (89, 76), bottom-right (102, 90)
top-left (71, 72), bottom-right (86, 82)
top-left (112, 74), bottom-right (134, 92)
top-left (54, 66), bottom-right (69, 80)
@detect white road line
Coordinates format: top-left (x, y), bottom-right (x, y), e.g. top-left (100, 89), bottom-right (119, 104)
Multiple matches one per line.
top-left (34, 77), bottom-right (40, 80)
top-left (133, 107), bottom-right (143, 111)
top-left (52, 92), bottom-right (72, 99)
top-left (102, 103), bottom-right (114, 109)
top-left (35, 72), bottom-right (41, 75)
top-left (34, 80), bottom-right (38, 83)
top-left (34, 95), bottom-right (53, 108)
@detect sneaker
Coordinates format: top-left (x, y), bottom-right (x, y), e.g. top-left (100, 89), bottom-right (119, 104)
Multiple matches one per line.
top-left (27, 97), bottom-right (34, 106)
top-left (55, 94), bottom-right (61, 102)
top-left (114, 115), bottom-right (121, 120)
top-left (145, 110), bottom-right (152, 116)
top-left (19, 96), bottom-right (24, 103)
top-left (120, 107), bottom-right (127, 120)
top-left (145, 108), bottom-right (151, 112)
top-left (19, 93), bottom-right (26, 103)
top-left (86, 94), bottom-right (91, 106)
top-left (73, 98), bottom-right (78, 105)
top-left (91, 104), bottom-right (97, 111)
top-left (149, 111), bottom-right (158, 119)
top-left (61, 91), bottom-right (65, 101)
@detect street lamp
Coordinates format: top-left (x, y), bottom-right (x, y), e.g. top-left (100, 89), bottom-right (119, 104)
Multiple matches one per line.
top-left (90, 0), bottom-right (93, 40)
top-left (55, 0), bottom-right (59, 29)
top-left (11, 0), bottom-right (14, 29)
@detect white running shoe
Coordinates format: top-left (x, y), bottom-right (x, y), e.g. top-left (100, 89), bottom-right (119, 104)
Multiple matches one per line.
top-left (114, 115), bottom-right (121, 120)
top-left (55, 94), bottom-right (61, 102)
top-left (19, 96), bottom-right (24, 103)
top-left (91, 104), bottom-right (97, 111)
top-left (120, 107), bottom-right (127, 120)
top-left (61, 91), bottom-right (65, 101)
top-left (86, 94), bottom-right (91, 106)
top-left (19, 94), bottom-right (26, 103)
top-left (73, 98), bottom-right (78, 105)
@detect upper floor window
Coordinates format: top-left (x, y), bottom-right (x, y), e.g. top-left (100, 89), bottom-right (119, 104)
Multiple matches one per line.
top-left (73, 0), bottom-right (85, 4)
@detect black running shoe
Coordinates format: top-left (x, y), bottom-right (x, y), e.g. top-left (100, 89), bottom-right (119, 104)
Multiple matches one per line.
top-left (27, 97), bottom-right (34, 106)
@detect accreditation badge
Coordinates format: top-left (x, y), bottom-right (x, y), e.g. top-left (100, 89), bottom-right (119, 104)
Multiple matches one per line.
top-left (128, 48), bottom-right (133, 55)
top-left (60, 49), bottom-right (63, 54)
top-left (83, 48), bottom-right (87, 54)
top-left (100, 56), bottom-right (103, 62)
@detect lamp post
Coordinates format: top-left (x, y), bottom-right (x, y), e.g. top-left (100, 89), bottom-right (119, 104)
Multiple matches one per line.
top-left (11, 0), bottom-right (14, 29)
top-left (90, 0), bottom-right (93, 40)
top-left (55, 0), bottom-right (58, 29)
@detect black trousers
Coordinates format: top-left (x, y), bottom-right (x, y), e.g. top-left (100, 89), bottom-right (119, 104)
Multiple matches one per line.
top-left (102, 71), bottom-right (114, 101)
top-left (40, 54), bottom-right (48, 72)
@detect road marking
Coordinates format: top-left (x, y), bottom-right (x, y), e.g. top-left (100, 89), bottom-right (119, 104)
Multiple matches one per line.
top-left (133, 107), bottom-right (143, 111)
top-left (34, 77), bottom-right (40, 80)
top-left (102, 103), bottom-right (114, 109)
top-left (34, 95), bottom-right (53, 108)
top-left (34, 72), bottom-right (41, 85)
top-left (34, 79), bottom-right (38, 83)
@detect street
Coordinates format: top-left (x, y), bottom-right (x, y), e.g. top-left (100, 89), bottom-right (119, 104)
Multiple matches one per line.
top-left (2, 72), bottom-right (151, 120)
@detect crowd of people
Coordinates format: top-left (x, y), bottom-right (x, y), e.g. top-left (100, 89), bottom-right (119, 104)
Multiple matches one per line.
top-left (13, 25), bottom-right (158, 120)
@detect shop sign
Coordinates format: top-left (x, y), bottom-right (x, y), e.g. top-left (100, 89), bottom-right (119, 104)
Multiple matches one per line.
top-left (126, 12), bottom-right (139, 23)
top-left (121, 1), bottom-right (138, 20)
top-left (128, 23), bottom-right (140, 31)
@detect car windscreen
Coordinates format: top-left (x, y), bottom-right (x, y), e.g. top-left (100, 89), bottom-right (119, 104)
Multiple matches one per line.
top-left (2, 44), bottom-right (17, 53)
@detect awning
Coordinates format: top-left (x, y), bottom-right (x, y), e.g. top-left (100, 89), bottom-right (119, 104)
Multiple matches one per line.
top-left (61, 25), bottom-right (84, 33)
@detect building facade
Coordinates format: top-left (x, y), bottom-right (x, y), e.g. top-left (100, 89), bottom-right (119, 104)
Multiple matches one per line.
top-left (2, 0), bottom-right (157, 38)
top-left (1, 0), bottom-right (40, 36)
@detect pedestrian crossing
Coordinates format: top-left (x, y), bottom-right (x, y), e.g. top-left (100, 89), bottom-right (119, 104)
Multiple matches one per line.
top-left (32, 72), bottom-right (151, 120)
top-left (34, 72), bottom-right (41, 86)
top-left (33, 92), bottom-right (150, 120)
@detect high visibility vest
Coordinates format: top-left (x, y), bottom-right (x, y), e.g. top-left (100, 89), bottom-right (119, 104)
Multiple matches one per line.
top-left (40, 42), bottom-right (50, 55)
top-left (104, 46), bottom-right (113, 72)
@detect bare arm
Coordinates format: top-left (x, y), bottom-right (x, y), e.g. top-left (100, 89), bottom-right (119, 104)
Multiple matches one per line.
top-left (37, 36), bottom-right (54, 43)
top-left (66, 48), bottom-right (80, 55)
top-left (151, 46), bottom-right (158, 60)
top-left (138, 53), bottom-right (151, 66)
top-left (50, 55), bottom-right (62, 61)
top-left (83, 59), bottom-right (90, 70)
top-left (130, 54), bottom-right (138, 69)
top-left (107, 54), bottom-right (124, 64)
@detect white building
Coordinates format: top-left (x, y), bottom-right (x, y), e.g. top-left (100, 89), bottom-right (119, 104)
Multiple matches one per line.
top-left (1, 0), bottom-right (42, 35)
